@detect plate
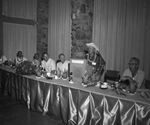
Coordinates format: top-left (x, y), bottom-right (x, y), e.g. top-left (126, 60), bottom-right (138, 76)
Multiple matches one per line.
top-left (128, 91), bottom-right (136, 95)
top-left (82, 83), bottom-right (88, 87)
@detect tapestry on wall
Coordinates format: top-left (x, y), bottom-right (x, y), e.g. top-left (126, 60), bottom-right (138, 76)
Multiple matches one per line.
top-left (37, 0), bottom-right (48, 55)
top-left (71, 0), bottom-right (94, 58)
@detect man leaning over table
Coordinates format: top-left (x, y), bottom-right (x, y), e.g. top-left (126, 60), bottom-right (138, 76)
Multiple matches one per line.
top-left (85, 43), bottom-right (106, 81)
top-left (41, 52), bottom-right (56, 73)
top-left (120, 57), bottom-right (145, 89)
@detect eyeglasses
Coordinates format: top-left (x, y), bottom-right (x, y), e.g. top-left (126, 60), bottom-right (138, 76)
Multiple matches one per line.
top-left (128, 63), bottom-right (139, 66)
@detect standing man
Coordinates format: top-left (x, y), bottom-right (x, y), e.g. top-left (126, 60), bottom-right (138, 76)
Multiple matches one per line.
top-left (86, 43), bottom-right (106, 81)
top-left (41, 52), bottom-right (56, 73)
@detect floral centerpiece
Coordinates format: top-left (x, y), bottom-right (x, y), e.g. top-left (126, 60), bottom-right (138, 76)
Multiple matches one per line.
top-left (16, 61), bottom-right (36, 75)
top-left (82, 72), bottom-right (99, 86)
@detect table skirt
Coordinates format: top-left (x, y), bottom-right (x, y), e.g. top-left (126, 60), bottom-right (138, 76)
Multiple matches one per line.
top-left (0, 68), bottom-right (150, 125)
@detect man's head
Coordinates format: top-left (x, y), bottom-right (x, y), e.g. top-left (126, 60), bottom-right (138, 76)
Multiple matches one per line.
top-left (33, 53), bottom-right (40, 60)
top-left (128, 57), bottom-right (140, 74)
top-left (59, 53), bottom-right (65, 63)
top-left (88, 46), bottom-right (96, 54)
top-left (17, 51), bottom-right (23, 58)
top-left (42, 52), bottom-right (49, 62)
top-left (86, 43), bottom-right (99, 55)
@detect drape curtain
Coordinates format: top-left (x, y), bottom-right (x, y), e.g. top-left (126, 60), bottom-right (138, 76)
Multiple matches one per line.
top-left (3, 23), bottom-right (37, 61)
top-left (93, 0), bottom-right (150, 79)
top-left (48, 0), bottom-right (71, 60)
top-left (2, 0), bottom-right (37, 20)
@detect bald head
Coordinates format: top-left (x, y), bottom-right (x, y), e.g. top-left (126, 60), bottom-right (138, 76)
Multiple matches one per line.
top-left (128, 57), bottom-right (140, 74)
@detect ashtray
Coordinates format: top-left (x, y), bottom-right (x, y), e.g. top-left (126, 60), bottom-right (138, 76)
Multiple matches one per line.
top-left (128, 91), bottom-right (136, 95)
top-left (46, 76), bottom-right (54, 80)
top-left (82, 83), bottom-right (88, 87)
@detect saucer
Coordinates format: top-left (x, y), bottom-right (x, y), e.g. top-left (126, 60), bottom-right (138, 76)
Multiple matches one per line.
top-left (128, 91), bottom-right (136, 95)
top-left (36, 76), bottom-right (41, 79)
top-left (62, 77), bottom-right (68, 80)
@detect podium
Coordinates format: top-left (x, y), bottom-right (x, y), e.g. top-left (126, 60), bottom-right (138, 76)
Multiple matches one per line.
top-left (70, 59), bottom-right (87, 82)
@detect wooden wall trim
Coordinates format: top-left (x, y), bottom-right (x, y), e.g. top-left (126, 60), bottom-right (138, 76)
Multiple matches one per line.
top-left (2, 16), bottom-right (36, 26)
top-left (0, 0), bottom-right (3, 51)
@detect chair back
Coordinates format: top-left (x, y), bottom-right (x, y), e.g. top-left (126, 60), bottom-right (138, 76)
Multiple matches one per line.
top-left (104, 70), bottom-right (120, 82)
top-left (144, 80), bottom-right (150, 89)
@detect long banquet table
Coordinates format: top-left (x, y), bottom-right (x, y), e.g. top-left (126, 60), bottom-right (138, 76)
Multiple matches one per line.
top-left (0, 66), bottom-right (150, 125)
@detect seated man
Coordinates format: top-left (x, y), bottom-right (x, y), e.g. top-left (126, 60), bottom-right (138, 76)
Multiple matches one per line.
top-left (41, 52), bottom-right (56, 73)
top-left (32, 53), bottom-right (41, 68)
top-left (0, 50), bottom-right (7, 65)
top-left (85, 43), bottom-right (106, 81)
top-left (15, 51), bottom-right (27, 65)
top-left (120, 57), bottom-right (145, 89)
top-left (57, 53), bottom-right (69, 75)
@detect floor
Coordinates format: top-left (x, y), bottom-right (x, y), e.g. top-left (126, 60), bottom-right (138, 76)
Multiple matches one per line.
top-left (0, 89), bottom-right (66, 125)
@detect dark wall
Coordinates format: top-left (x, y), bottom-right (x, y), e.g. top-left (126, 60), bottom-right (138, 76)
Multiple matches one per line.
top-left (0, 0), bottom-right (3, 52)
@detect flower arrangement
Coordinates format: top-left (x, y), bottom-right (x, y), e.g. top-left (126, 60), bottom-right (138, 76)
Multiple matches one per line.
top-left (16, 61), bottom-right (36, 75)
top-left (114, 80), bottom-right (137, 94)
top-left (82, 72), bottom-right (99, 86)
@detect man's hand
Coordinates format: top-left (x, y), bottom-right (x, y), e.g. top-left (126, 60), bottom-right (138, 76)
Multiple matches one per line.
top-left (120, 76), bottom-right (134, 83)
top-left (51, 70), bottom-right (56, 75)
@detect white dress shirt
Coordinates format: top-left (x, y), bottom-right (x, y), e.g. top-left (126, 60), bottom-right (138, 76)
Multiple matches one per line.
top-left (15, 57), bottom-right (27, 65)
top-left (41, 58), bottom-right (56, 73)
top-left (0, 55), bottom-right (7, 64)
top-left (122, 68), bottom-right (145, 88)
top-left (57, 60), bottom-right (69, 73)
